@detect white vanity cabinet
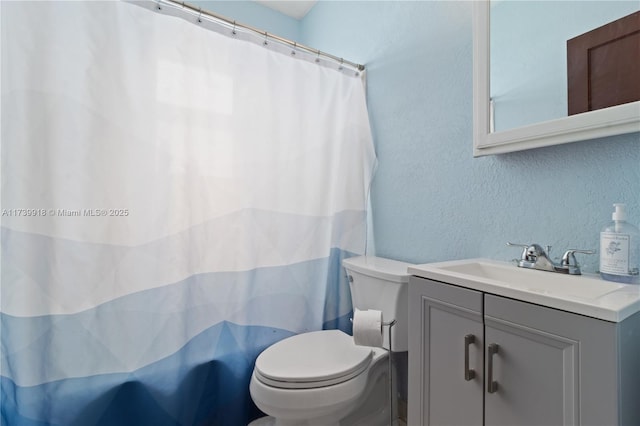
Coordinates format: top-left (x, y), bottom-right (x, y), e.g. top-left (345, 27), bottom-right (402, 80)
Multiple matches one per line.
top-left (408, 276), bottom-right (640, 426)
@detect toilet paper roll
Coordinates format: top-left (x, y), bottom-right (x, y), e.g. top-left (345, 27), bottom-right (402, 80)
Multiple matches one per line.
top-left (353, 308), bottom-right (383, 347)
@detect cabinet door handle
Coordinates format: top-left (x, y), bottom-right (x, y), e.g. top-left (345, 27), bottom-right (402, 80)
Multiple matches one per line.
top-left (487, 343), bottom-right (499, 393)
top-left (464, 334), bottom-right (476, 381)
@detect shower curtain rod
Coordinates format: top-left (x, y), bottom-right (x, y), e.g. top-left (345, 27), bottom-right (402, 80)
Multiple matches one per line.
top-left (162, 0), bottom-right (365, 72)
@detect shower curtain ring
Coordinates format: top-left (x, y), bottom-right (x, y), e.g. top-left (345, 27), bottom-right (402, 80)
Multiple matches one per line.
top-left (156, 0), bottom-right (162, 10)
top-left (197, 7), bottom-right (202, 23)
top-left (232, 21), bottom-right (237, 36)
top-left (315, 50), bottom-right (321, 63)
top-left (263, 31), bottom-right (269, 46)
top-left (339, 58), bottom-right (344, 71)
top-left (291, 42), bottom-right (297, 56)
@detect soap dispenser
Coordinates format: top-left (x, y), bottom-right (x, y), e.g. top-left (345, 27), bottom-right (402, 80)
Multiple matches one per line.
top-left (600, 203), bottom-right (639, 284)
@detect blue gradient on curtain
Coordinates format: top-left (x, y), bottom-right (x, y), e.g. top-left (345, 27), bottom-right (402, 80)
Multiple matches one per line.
top-left (2, 322), bottom-right (292, 426)
top-left (1, 228), bottom-right (356, 425)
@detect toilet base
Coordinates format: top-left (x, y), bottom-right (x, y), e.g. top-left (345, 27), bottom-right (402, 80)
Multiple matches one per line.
top-left (247, 416), bottom-right (276, 426)
top-left (248, 416), bottom-right (407, 426)
top-left (248, 415), bottom-right (342, 426)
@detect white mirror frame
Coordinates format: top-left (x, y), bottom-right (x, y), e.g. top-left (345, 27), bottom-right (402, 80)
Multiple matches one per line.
top-left (473, 1), bottom-right (640, 157)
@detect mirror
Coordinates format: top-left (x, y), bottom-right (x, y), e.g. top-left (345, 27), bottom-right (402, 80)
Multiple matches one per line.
top-left (473, 0), bottom-right (640, 156)
top-left (491, 1), bottom-right (639, 132)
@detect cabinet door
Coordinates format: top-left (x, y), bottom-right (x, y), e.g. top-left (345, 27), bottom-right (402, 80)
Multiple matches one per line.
top-left (484, 319), bottom-right (577, 426)
top-left (483, 294), bottom-right (618, 426)
top-left (408, 277), bottom-right (483, 426)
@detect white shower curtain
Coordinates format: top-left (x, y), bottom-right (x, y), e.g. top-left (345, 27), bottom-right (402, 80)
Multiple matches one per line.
top-left (1, 1), bottom-right (376, 424)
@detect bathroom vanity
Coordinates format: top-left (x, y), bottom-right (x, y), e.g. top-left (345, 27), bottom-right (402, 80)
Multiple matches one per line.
top-left (407, 259), bottom-right (640, 426)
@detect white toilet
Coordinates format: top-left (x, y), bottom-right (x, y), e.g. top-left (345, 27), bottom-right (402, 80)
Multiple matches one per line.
top-left (249, 256), bottom-right (412, 426)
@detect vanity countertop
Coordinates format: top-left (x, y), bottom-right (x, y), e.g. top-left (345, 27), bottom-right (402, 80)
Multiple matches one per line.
top-left (409, 258), bottom-right (640, 322)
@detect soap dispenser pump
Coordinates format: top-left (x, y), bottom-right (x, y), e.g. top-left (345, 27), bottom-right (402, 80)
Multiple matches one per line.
top-left (600, 203), bottom-right (639, 284)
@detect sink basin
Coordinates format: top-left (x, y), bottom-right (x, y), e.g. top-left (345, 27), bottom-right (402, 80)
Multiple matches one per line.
top-left (408, 258), bottom-right (640, 322)
top-left (439, 260), bottom-right (625, 300)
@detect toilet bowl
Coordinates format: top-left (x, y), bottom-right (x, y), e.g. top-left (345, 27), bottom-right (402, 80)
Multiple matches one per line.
top-left (249, 256), bottom-right (412, 426)
top-left (250, 330), bottom-right (389, 426)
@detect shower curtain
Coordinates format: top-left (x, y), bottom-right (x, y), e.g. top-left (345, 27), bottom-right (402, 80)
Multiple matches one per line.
top-left (0, 1), bottom-right (376, 425)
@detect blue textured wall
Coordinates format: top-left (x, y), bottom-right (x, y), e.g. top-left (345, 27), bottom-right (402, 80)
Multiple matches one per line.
top-left (199, 1), bottom-right (639, 274)
top-left (300, 1), bottom-right (640, 274)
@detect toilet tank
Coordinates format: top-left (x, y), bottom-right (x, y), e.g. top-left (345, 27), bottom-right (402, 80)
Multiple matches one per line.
top-left (342, 256), bottom-right (413, 352)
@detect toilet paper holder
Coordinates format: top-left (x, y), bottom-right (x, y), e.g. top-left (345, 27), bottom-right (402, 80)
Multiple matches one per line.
top-left (350, 316), bottom-right (397, 426)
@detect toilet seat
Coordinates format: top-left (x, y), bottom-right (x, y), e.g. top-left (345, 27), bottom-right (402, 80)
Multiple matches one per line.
top-left (254, 330), bottom-right (372, 389)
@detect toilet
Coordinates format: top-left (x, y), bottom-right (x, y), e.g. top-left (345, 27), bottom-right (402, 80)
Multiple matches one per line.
top-left (249, 256), bottom-right (412, 426)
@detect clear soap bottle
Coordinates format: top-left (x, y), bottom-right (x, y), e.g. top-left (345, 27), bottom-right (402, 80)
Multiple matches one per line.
top-left (600, 203), bottom-right (640, 284)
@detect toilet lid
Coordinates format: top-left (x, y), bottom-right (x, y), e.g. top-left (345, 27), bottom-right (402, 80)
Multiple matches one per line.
top-left (254, 330), bottom-right (372, 389)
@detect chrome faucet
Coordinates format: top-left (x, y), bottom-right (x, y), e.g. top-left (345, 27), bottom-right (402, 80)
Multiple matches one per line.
top-left (507, 242), bottom-right (595, 275)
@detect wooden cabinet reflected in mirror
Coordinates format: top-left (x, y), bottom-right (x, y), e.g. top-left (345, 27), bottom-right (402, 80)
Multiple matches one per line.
top-left (568, 11), bottom-right (640, 115)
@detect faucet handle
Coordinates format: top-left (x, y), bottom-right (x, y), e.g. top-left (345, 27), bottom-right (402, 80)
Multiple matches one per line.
top-left (561, 249), bottom-right (595, 275)
top-left (561, 249), bottom-right (595, 267)
top-left (507, 242), bottom-right (530, 260)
